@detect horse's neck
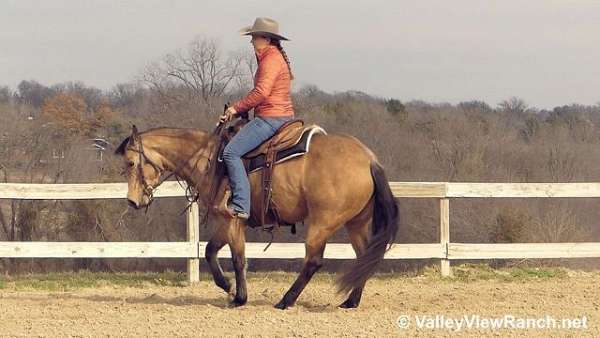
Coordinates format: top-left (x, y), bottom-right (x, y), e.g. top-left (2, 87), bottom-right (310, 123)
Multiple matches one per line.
top-left (143, 129), bottom-right (217, 199)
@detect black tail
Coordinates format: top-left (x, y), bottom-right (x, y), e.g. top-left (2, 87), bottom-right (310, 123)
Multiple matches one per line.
top-left (336, 161), bottom-right (399, 294)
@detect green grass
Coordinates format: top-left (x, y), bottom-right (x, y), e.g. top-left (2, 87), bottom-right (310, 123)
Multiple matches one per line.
top-left (0, 264), bottom-right (574, 291)
top-left (0, 270), bottom-right (188, 291)
top-left (421, 263), bottom-right (568, 282)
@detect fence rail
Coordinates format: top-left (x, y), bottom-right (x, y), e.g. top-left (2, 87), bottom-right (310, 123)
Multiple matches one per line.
top-left (2, 181), bottom-right (600, 282)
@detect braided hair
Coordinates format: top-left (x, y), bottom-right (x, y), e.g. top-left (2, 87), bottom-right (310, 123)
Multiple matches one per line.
top-left (272, 39), bottom-right (294, 80)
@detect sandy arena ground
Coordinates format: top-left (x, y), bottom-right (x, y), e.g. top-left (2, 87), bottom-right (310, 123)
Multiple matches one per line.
top-left (0, 270), bottom-right (598, 338)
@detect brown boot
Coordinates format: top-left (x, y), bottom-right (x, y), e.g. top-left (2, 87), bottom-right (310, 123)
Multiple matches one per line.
top-left (225, 205), bottom-right (250, 220)
top-left (213, 188), bottom-right (249, 219)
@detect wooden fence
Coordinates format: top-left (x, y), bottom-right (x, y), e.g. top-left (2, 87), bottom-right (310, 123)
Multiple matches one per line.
top-left (3, 181), bottom-right (600, 283)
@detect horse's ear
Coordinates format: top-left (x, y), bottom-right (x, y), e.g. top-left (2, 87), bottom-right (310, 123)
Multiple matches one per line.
top-left (114, 136), bottom-right (131, 155)
top-left (114, 125), bottom-right (140, 155)
top-left (131, 124), bottom-right (140, 142)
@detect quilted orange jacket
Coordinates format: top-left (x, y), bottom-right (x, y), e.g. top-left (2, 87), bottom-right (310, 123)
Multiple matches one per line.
top-left (233, 44), bottom-right (294, 118)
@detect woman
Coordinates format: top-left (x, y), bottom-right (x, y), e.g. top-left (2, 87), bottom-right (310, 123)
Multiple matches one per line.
top-left (219, 17), bottom-right (295, 219)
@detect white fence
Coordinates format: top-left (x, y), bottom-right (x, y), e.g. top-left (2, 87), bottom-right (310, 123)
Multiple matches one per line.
top-left (3, 181), bottom-right (600, 283)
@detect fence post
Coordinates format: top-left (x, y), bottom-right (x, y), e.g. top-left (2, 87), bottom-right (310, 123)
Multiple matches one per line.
top-left (440, 198), bottom-right (452, 277)
top-left (186, 202), bottom-right (200, 284)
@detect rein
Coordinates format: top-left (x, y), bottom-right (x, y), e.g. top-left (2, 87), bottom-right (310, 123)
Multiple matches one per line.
top-left (127, 134), bottom-right (213, 213)
top-left (128, 104), bottom-right (231, 221)
top-left (121, 135), bottom-right (165, 213)
top-left (127, 105), bottom-right (289, 247)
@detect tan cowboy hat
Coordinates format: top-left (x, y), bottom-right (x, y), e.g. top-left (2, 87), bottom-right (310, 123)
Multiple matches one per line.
top-left (239, 17), bottom-right (290, 41)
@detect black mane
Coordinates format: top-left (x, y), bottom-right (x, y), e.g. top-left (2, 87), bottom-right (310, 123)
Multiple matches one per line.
top-left (114, 127), bottom-right (210, 156)
top-left (114, 136), bottom-right (130, 155)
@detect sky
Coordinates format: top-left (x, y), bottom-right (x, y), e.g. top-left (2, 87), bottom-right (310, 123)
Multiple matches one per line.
top-left (1, 0), bottom-right (599, 109)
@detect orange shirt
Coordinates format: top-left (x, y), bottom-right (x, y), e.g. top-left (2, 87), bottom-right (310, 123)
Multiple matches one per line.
top-left (233, 45), bottom-right (294, 118)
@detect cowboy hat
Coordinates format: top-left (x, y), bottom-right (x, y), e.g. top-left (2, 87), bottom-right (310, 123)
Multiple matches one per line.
top-left (239, 17), bottom-right (290, 41)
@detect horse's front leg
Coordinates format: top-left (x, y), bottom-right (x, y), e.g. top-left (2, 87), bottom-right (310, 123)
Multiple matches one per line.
top-left (205, 222), bottom-right (232, 295)
top-left (228, 218), bottom-right (248, 306)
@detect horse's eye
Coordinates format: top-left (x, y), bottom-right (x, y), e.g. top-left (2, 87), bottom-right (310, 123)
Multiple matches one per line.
top-left (128, 161), bottom-right (135, 167)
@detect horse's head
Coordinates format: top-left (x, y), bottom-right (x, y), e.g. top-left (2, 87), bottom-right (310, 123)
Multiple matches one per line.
top-left (115, 125), bottom-right (165, 209)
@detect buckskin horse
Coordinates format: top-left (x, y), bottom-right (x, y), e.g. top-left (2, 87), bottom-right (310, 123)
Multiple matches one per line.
top-left (114, 115), bottom-right (399, 309)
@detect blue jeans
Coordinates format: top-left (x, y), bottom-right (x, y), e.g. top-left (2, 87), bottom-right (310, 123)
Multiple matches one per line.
top-left (222, 116), bottom-right (294, 214)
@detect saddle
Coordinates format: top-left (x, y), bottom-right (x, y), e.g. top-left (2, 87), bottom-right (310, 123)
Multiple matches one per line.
top-left (244, 119), bottom-right (305, 158)
top-left (218, 118), bottom-right (326, 230)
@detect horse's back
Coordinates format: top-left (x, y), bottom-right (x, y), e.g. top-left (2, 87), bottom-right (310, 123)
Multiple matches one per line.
top-left (292, 132), bottom-right (376, 222)
top-left (249, 131), bottom-right (377, 224)
top-left (304, 131), bottom-right (375, 188)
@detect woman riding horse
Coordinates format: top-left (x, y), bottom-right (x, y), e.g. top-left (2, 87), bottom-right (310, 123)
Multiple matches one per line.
top-left (219, 17), bottom-right (295, 220)
top-left (115, 17), bottom-right (399, 310)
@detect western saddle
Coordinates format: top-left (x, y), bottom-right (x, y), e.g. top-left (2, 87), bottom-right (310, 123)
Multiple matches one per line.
top-left (244, 119), bottom-right (305, 158)
top-left (217, 117), bottom-right (322, 231)
top-left (245, 118), bottom-right (305, 229)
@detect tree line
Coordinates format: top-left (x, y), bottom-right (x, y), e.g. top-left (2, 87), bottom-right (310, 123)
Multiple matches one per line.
top-left (2, 35), bottom-right (600, 273)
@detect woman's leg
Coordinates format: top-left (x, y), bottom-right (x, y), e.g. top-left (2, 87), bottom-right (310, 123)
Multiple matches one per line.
top-left (222, 117), bottom-right (280, 215)
top-left (261, 116), bottom-right (294, 131)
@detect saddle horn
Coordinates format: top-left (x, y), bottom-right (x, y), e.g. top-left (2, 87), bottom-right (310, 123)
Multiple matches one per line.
top-left (213, 102), bottom-right (230, 136)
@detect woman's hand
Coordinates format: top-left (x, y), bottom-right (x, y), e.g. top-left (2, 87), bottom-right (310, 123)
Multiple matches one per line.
top-left (219, 106), bottom-right (238, 124)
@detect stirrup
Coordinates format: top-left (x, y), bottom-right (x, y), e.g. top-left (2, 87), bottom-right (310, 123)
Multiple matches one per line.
top-left (224, 204), bottom-right (249, 220)
top-left (262, 223), bottom-right (276, 232)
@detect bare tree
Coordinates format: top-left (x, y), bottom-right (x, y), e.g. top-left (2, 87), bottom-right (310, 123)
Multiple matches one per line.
top-left (231, 47), bottom-right (257, 93)
top-left (15, 80), bottom-right (54, 109)
top-left (498, 96), bottom-right (529, 115)
top-left (0, 86), bottom-right (12, 104)
top-left (140, 36), bottom-right (246, 110)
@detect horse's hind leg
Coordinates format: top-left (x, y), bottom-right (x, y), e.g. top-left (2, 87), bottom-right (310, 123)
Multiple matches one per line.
top-left (274, 216), bottom-right (339, 310)
top-left (339, 198), bottom-right (373, 308)
top-left (228, 219), bottom-right (248, 306)
top-left (274, 241), bottom-right (325, 310)
top-left (205, 222), bottom-right (232, 294)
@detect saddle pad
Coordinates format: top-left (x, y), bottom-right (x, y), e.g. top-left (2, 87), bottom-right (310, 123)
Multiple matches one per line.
top-left (247, 126), bottom-right (326, 173)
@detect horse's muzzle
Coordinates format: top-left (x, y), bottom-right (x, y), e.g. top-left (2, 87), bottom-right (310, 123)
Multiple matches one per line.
top-left (127, 199), bottom-right (140, 209)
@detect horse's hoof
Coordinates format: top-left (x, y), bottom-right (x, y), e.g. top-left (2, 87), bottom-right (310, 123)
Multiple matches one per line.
top-left (274, 300), bottom-right (289, 310)
top-left (216, 279), bottom-right (232, 294)
top-left (229, 298), bottom-right (247, 307)
top-left (338, 299), bottom-right (359, 309)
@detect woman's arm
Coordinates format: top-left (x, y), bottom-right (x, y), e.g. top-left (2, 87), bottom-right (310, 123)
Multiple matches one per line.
top-left (233, 53), bottom-right (282, 113)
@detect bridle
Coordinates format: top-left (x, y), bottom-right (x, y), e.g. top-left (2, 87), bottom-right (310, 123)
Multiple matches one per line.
top-left (124, 104), bottom-right (232, 213)
top-left (122, 104), bottom-right (229, 217)
top-left (125, 136), bottom-right (168, 206)
top-left (125, 133), bottom-right (218, 215)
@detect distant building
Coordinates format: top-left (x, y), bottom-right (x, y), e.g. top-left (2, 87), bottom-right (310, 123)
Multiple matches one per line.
top-left (52, 149), bottom-right (65, 159)
top-left (91, 138), bottom-right (110, 162)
